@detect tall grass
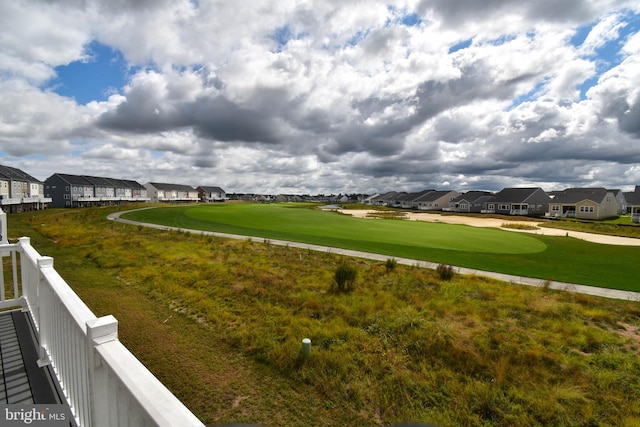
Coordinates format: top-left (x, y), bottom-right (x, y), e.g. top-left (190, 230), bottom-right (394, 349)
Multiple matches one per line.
top-left (7, 206), bottom-right (640, 427)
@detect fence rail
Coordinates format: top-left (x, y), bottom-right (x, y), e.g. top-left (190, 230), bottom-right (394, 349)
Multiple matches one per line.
top-left (0, 210), bottom-right (204, 427)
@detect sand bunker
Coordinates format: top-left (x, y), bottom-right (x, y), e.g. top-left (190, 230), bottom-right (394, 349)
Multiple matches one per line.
top-left (339, 210), bottom-right (640, 247)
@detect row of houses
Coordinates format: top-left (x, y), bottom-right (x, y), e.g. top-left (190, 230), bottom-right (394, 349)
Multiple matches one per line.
top-left (366, 187), bottom-right (640, 222)
top-left (44, 174), bottom-right (227, 208)
top-left (0, 165), bottom-right (227, 211)
top-left (2, 164), bottom-right (640, 222)
top-left (0, 165), bottom-right (52, 213)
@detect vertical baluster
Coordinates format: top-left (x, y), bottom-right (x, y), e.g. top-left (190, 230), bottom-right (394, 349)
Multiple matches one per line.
top-left (12, 250), bottom-right (18, 300)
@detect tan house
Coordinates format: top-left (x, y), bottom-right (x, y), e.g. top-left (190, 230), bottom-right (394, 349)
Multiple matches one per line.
top-left (415, 190), bottom-right (460, 211)
top-left (548, 188), bottom-right (618, 220)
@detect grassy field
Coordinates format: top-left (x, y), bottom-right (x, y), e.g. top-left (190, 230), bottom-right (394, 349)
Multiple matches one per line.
top-left (6, 206), bottom-right (640, 426)
top-left (121, 203), bottom-right (640, 291)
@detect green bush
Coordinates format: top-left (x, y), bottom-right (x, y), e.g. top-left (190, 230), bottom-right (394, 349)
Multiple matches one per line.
top-left (437, 263), bottom-right (455, 281)
top-left (385, 258), bottom-right (398, 273)
top-left (333, 262), bottom-right (358, 292)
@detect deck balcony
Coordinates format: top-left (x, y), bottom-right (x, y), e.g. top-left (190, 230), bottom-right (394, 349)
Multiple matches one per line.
top-left (0, 210), bottom-right (204, 427)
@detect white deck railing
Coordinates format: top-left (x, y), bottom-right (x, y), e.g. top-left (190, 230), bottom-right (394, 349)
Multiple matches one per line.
top-left (0, 211), bottom-right (205, 427)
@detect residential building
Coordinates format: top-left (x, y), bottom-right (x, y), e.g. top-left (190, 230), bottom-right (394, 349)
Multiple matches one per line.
top-left (145, 182), bottom-right (200, 203)
top-left (197, 186), bottom-right (226, 202)
top-left (369, 191), bottom-right (403, 206)
top-left (415, 190), bottom-right (459, 211)
top-left (44, 173), bottom-right (148, 208)
top-left (398, 190), bottom-right (435, 209)
top-left (607, 189), bottom-right (628, 214)
top-left (0, 164), bottom-right (51, 212)
top-left (450, 191), bottom-right (494, 213)
top-left (483, 187), bottom-right (550, 216)
top-left (625, 186), bottom-right (640, 223)
top-left (548, 188), bottom-right (618, 220)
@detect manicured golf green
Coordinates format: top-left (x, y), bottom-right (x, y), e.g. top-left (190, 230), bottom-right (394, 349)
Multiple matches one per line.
top-left (121, 203), bottom-right (640, 291)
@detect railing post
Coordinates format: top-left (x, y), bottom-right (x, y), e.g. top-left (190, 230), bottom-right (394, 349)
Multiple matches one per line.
top-left (36, 256), bottom-right (54, 367)
top-left (0, 208), bottom-right (7, 245)
top-left (87, 315), bottom-right (119, 427)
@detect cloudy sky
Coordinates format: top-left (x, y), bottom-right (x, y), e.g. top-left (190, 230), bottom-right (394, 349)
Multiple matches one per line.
top-left (1, 0), bottom-right (640, 194)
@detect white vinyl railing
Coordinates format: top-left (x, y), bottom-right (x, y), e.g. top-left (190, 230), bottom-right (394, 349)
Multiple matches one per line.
top-left (0, 211), bottom-right (204, 427)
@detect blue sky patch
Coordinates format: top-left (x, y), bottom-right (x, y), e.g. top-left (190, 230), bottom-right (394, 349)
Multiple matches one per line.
top-left (50, 41), bottom-right (132, 105)
top-left (449, 38), bottom-right (473, 54)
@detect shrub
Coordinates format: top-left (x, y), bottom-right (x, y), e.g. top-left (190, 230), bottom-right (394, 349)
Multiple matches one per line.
top-left (385, 258), bottom-right (398, 273)
top-left (437, 263), bottom-right (455, 281)
top-left (333, 262), bottom-right (358, 292)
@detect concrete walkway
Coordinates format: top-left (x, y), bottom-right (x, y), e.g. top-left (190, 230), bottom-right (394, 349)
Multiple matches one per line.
top-left (108, 210), bottom-right (640, 302)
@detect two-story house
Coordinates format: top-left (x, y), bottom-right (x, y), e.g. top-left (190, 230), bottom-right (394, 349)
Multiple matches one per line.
top-left (197, 186), bottom-right (226, 202)
top-left (144, 182), bottom-right (200, 203)
top-left (45, 174), bottom-right (148, 208)
top-left (0, 164), bottom-right (51, 212)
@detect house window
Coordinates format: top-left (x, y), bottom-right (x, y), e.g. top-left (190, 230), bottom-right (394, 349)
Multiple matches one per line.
top-left (488, 204), bottom-right (495, 210)
top-left (498, 204), bottom-right (510, 210)
top-left (551, 205), bottom-right (560, 211)
top-left (580, 206), bottom-right (594, 213)
top-left (460, 203), bottom-right (468, 210)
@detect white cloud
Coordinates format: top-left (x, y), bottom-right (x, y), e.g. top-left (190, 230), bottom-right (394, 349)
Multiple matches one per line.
top-left (0, 0), bottom-right (639, 193)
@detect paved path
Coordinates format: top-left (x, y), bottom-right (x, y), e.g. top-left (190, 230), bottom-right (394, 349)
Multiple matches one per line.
top-left (108, 209), bottom-right (640, 302)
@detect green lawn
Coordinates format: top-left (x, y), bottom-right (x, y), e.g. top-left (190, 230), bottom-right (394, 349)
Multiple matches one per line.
top-left (122, 203), bottom-right (640, 291)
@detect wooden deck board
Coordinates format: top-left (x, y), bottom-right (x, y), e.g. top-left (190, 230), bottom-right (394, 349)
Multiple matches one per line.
top-left (0, 310), bottom-right (67, 405)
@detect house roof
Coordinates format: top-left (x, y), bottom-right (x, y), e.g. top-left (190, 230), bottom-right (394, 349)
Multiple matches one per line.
top-left (414, 190), bottom-right (455, 202)
top-left (550, 188), bottom-right (611, 204)
top-left (197, 186), bottom-right (225, 193)
top-left (147, 182), bottom-right (196, 192)
top-left (625, 191), bottom-right (640, 206)
top-left (371, 191), bottom-right (401, 201)
top-left (120, 179), bottom-right (146, 190)
top-left (452, 191), bottom-right (494, 203)
top-left (51, 173), bottom-right (93, 186)
top-left (490, 187), bottom-right (546, 203)
top-left (82, 175), bottom-right (116, 187)
top-left (48, 173), bottom-right (145, 189)
top-left (105, 178), bottom-right (130, 188)
top-left (401, 189), bottom-right (435, 202)
top-left (0, 165), bottom-right (42, 183)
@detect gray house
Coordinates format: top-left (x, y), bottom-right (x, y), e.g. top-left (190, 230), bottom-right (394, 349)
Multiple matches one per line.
top-left (397, 190), bottom-right (435, 209)
top-left (44, 173), bottom-right (148, 208)
top-left (144, 182), bottom-right (199, 203)
top-left (197, 186), bottom-right (226, 202)
top-left (483, 187), bottom-right (550, 216)
top-left (369, 191), bottom-right (403, 206)
top-left (624, 186), bottom-right (640, 223)
top-left (548, 188), bottom-right (618, 220)
top-left (450, 191), bottom-right (494, 213)
top-left (606, 189), bottom-right (628, 214)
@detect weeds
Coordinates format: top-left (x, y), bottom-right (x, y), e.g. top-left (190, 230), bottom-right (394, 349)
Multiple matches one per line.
top-left (333, 261), bottom-right (358, 292)
top-left (436, 263), bottom-right (455, 281)
top-left (385, 257), bottom-right (398, 273)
